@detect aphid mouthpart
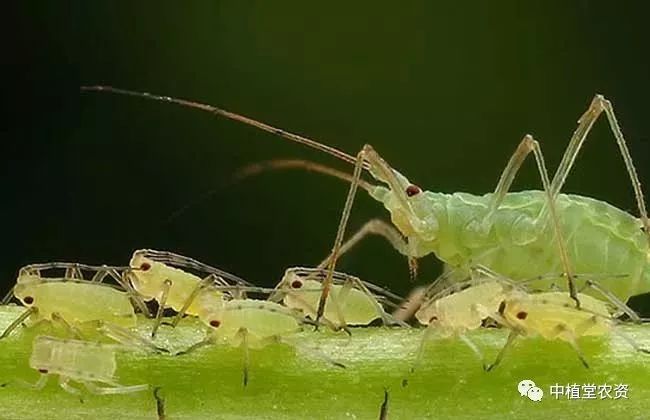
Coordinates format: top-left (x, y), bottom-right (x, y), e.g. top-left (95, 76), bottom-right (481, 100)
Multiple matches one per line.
top-left (23, 296), bottom-right (34, 305)
top-left (405, 184), bottom-right (421, 197)
top-left (497, 300), bottom-right (506, 315)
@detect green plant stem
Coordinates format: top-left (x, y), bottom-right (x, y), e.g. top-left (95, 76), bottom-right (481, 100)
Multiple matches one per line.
top-left (0, 306), bottom-right (649, 419)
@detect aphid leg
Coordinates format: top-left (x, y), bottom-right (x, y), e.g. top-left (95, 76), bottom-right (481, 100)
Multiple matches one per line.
top-left (411, 324), bottom-right (437, 374)
top-left (379, 388), bottom-right (389, 420)
top-left (64, 264), bottom-right (82, 280)
top-left (83, 381), bottom-right (149, 395)
top-left (343, 274), bottom-right (409, 327)
top-left (0, 307), bottom-right (36, 339)
top-left (485, 330), bottom-right (519, 372)
top-left (580, 279), bottom-right (642, 323)
top-left (236, 328), bottom-right (251, 387)
top-left (610, 327), bottom-right (650, 355)
top-left (106, 268), bottom-right (151, 318)
top-left (50, 312), bottom-right (84, 339)
top-left (317, 147), bottom-right (367, 325)
top-left (170, 275), bottom-right (218, 328)
top-left (24, 371), bottom-right (50, 390)
top-left (457, 334), bottom-right (488, 370)
top-left (151, 279), bottom-right (172, 338)
top-left (58, 376), bottom-right (82, 395)
top-left (317, 218), bottom-right (415, 280)
top-left (174, 336), bottom-right (215, 356)
top-left (550, 95), bottom-right (650, 245)
top-left (392, 286), bottom-right (426, 323)
top-left (279, 336), bottom-right (346, 369)
top-left (97, 322), bottom-right (169, 354)
top-left (270, 289), bottom-right (346, 334)
top-left (153, 386), bottom-right (167, 420)
top-left (486, 135), bottom-right (579, 307)
top-left (555, 324), bottom-right (590, 368)
top-left (0, 287), bottom-right (15, 305)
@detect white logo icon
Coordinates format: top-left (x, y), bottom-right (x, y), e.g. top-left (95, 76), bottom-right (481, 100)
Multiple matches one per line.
top-left (518, 379), bottom-right (544, 401)
top-left (518, 379), bottom-right (536, 396)
top-left (527, 386), bottom-right (544, 402)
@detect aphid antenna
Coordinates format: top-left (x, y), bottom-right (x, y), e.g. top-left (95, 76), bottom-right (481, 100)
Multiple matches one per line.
top-left (233, 159), bottom-right (377, 192)
top-left (133, 249), bottom-right (254, 287)
top-left (81, 86), bottom-right (366, 169)
top-left (286, 266), bottom-right (404, 303)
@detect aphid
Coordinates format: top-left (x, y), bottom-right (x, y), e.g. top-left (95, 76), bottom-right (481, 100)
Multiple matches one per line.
top-left (0, 263), bottom-right (142, 339)
top-left (24, 335), bottom-right (148, 395)
top-left (80, 88), bottom-right (650, 320)
top-left (127, 249), bottom-right (253, 337)
top-left (485, 290), bottom-right (650, 370)
top-left (276, 266), bottom-right (406, 329)
top-left (410, 268), bottom-right (515, 371)
top-left (180, 289), bottom-right (345, 386)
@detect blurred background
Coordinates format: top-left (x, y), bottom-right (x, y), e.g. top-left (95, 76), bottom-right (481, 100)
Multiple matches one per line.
top-left (4, 2), bottom-right (650, 313)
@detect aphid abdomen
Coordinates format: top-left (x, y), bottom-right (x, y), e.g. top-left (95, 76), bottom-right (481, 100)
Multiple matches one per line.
top-left (425, 191), bottom-right (649, 301)
top-left (36, 283), bottom-right (136, 327)
top-left (336, 287), bottom-right (382, 325)
top-left (30, 336), bottom-right (118, 382)
top-left (218, 300), bottom-right (301, 344)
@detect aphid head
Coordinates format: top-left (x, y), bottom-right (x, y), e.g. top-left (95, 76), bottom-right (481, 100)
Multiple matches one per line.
top-left (362, 146), bottom-right (438, 242)
top-left (414, 299), bottom-right (439, 326)
top-left (12, 282), bottom-right (37, 307)
top-left (367, 171), bottom-right (438, 242)
top-left (128, 253), bottom-right (163, 296)
top-left (278, 268), bottom-right (324, 295)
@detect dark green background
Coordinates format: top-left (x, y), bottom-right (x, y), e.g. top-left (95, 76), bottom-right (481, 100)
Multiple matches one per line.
top-left (5, 2), bottom-right (650, 311)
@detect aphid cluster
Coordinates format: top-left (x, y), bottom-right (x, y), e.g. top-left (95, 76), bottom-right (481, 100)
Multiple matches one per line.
top-left (0, 250), bottom-right (404, 392)
top-left (2, 89), bottom-right (649, 400)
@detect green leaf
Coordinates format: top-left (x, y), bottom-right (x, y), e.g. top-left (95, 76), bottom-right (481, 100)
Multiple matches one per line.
top-left (1, 306), bottom-right (649, 419)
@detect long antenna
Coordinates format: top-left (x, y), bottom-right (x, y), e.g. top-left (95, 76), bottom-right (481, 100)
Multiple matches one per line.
top-left (81, 86), bottom-right (368, 168)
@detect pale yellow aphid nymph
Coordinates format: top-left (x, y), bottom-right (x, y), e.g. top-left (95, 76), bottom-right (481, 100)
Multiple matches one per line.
top-left (278, 267), bottom-right (403, 329)
top-left (129, 251), bottom-right (224, 315)
top-left (181, 292), bottom-right (345, 385)
top-left (127, 249), bottom-right (253, 337)
top-left (14, 275), bottom-right (137, 328)
top-left (408, 277), bottom-right (513, 372)
top-left (203, 299), bottom-right (302, 345)
top-left (0, 263), bottom-right (141, 339)
top-left (415, 280), bottom-right (507, 335)
top-left (486, 291), bottom-right (617, 369)
top-left (27, 335), bottom-right (148, 395)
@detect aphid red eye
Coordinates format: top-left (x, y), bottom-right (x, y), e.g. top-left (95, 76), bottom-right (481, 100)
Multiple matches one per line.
top-left (291, 280), bottom-right (303, 289)
top-left (140, 262), bottom-right (151, 271)
top-left (209, 320), bottom-right (221, 328)
top-left (405, 184), bottom-right (421, 197)
top-left (23, 296), bottom-right (34, 305)
top-left (38, 368), bottom-right (48, 374)
top-left (429, 315), bottom-right (438, 323)
top-left (516, 311), bottom-right (528, 320)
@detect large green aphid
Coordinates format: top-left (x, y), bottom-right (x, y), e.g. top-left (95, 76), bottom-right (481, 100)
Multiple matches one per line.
top-left (80, 88), bottom-right (650, 316)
